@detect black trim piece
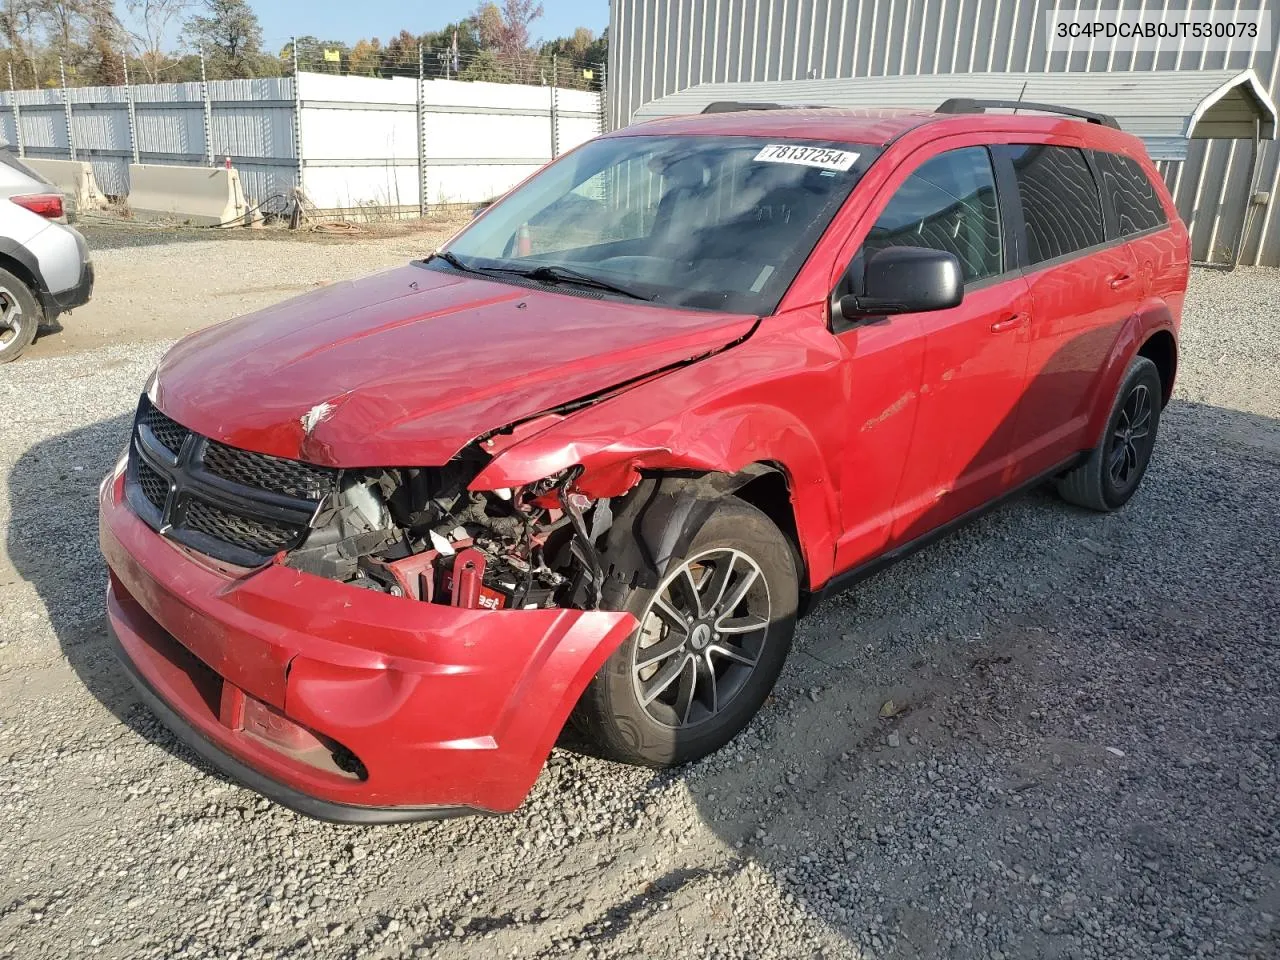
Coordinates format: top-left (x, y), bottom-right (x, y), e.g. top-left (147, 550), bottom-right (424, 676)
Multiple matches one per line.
top-left (1018, 233), bottom-right (1131, 277)
top-left (811, 452), bottom-right (1089, 607)
top-left (1112, 223), bottom-right (1170, 247)
top-left (1084, 149), bottom-right (1120, 243)
top-left (52, 258), bottom-right (93, 312)
top-left (701, 101), bottom-right (803, 114)
top-left (991, 145), bottom-right (1030, 271)
top-left (935, 98), bottom-right (1120, 129)
top-left (0, 236), bottom-right (47, 292)
top-left (107, 623), bottom-right (482, 824)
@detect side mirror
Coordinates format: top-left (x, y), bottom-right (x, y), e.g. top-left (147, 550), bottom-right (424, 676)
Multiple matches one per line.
top-left (837, 246), bottom-right (964, 320)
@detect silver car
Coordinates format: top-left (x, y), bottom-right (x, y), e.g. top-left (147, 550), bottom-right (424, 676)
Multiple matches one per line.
top-left (0, 143), bottom-right (94, 362)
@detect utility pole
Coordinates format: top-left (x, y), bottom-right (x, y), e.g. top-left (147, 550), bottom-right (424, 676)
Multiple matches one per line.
top-left (290, 37), bottom-right (304, 211)
top-left (199, 47), bottom-right (214, 166)
top-left (123, 53), bottom-right (139, 166)
top-left (550, 53), bottom-right (560, 158)
top-left (417, 44), bottom-right (428, 217)
top-left (8, 64), bottom-right (24, 159)
top-left (597, 60), bottom-right (608, 133)
top-left (59, 58), bottom-right (75, 160)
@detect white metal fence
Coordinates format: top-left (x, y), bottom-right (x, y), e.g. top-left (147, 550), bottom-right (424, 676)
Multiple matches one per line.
top-left (0, 71), bottom-right (606, 216)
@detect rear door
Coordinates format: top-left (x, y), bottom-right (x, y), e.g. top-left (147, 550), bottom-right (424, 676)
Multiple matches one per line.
top-left (996, 143), bottom-right (1143, 480)
top-left (1093, 148), bottom-right (1187, 323)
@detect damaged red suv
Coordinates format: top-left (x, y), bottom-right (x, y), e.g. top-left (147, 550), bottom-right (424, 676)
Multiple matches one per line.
top-left (100, 101), bottom-right (1187, 822)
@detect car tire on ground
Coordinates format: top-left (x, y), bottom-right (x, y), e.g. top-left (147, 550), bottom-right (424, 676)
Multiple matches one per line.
top-left (574, 497), bottom-right (799, 768)
top-left (0, 267), bottom-right (42, 364)
top-left (1056, 355), bottom-right (1163, 511)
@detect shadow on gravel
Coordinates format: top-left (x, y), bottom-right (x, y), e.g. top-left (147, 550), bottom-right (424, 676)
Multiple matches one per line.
top-left (676, 398), bottom-right (1280, 956)
top-left (5, 410), bottom-right (234, 781)
top-left (6, 398), bottom-right (1278, 958)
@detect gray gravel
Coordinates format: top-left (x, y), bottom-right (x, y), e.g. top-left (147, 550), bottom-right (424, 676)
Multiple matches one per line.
top-left (1, 251), bottom-right (1277, 960)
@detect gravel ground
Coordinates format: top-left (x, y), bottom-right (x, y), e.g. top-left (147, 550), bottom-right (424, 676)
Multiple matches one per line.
top-left (0, 233), bottom-right (1277, 960)
top-left (22, 218), bottom-right (468, 360)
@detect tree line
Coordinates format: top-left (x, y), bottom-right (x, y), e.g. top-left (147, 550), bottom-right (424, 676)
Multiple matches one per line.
top-left (0, 0), bottom-right (606, 89)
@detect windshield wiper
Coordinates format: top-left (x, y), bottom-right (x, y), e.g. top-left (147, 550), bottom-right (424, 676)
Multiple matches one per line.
top-left (430, 250), bottom-right (482, 274)
top-left (494, 263), bottom-right (653, 302)
top-left (431, 253), bottom-right (652, 302)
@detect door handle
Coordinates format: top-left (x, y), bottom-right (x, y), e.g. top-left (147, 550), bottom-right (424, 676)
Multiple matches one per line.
top-left (1107, 273), bottom-right (1134, 290)
top-left (990, 312), bottom-right (1029, 333)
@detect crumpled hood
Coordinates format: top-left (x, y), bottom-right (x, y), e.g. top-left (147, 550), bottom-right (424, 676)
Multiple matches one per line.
top-left (152, 264), bottom-right (757, 467)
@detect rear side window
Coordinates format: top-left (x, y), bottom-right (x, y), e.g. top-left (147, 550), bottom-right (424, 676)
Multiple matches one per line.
top-left (861, 146), bottom-right (1002, 284)
top-left (1093, 151), bottom-right (1168, 236)
top-left (1008, 145), bottom-right (1105, 265)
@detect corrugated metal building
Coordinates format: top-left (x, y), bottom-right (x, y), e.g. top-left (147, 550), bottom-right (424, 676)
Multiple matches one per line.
top-left (606, 0), bottom-right (1280, 266)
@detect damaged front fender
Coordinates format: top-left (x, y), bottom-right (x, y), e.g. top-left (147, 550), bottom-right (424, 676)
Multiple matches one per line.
top-left (467, 317), bottom-right (847, 589)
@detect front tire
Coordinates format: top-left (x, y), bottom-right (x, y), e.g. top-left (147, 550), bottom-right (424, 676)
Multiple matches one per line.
top-left (575, 498), bottom-right (799, 768)
top-left (0, 268), bottom-right (41, 364)
top-left (1056, 355), bottom-right (1162, 511)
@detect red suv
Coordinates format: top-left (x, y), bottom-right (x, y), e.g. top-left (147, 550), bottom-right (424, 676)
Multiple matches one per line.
top-left (99, 102), bottom-right (1187, 822)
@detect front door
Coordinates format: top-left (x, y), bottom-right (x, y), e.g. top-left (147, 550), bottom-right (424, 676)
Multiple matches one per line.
top-left (833, 144), bottom-right (1030, 568)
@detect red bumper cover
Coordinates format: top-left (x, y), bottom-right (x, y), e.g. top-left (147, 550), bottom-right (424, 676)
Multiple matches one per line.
top-left (99, 467), bottom-right (635, 821)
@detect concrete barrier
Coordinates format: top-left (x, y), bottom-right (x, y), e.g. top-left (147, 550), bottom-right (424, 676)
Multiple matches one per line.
top-left (25, 159), bottom-right (108, 211)
top-left (127, 164), bottom-right (249, 226)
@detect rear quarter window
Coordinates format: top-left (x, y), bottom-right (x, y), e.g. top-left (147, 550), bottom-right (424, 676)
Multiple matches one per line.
top-left (1093, 151), bottom-right (1168, 237)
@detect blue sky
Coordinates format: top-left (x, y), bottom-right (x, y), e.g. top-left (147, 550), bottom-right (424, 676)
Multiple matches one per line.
top-left (248, 0), bottom-right (610, 51)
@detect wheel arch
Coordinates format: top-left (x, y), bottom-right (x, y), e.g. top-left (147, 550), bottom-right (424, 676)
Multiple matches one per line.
top-left (1137, 328), bottom-right (1178, 407)
top-left (0, 247), bottom-right (53, 320)
top-left (1086, 300), bottom-right (1178, 448)
top-left (594, 462), bottom-right (811, 604)
top-left (729, 464), bottom-right (814, 615)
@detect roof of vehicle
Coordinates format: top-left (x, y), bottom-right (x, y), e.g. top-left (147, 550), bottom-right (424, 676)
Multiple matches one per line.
top-left (609, 106), bottom-right (1142, 150)
top-left (610, 108), bottom-right (941, 145)
top-left (629, 70), bottom-right (1278, 161)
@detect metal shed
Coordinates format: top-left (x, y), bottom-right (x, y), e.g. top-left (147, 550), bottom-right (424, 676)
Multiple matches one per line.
top-left (631, 69), bottom-right (1277, 266)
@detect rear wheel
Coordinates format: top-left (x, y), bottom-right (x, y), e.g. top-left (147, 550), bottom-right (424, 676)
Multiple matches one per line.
top-left (0, 268), bottom-right (41, 364)
top-left (1056, 355), bottom-right (1162, 511)
top-left (575, 498), bottom-right (798, 767)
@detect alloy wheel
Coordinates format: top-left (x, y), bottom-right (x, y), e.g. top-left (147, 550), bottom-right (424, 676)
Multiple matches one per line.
top-left (1108, 382), bottom-right (1153, 487)
top-left (631, 547), bottom-right (772, 729)
top-left (0, 287), bottom-right (23, 349)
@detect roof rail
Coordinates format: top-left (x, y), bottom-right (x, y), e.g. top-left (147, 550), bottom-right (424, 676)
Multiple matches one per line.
top-left (700, 101), bottom-right (835, 114)
top-left (700, 101), bottom-right (791, 114)
top-left (935, 98), bottom-right (1121, 129)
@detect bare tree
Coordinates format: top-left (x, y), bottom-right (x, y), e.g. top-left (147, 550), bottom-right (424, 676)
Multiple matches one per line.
top-left (1, 0), bottom-right (45, 84)
top-left (472, 0), bottom-right (543, 80)
top-left (181, 0), bottom-right (263, 78)
top-left (476, 0), bottom-right (544, 57)
top-left (123, 0), bottom-right (191, 81)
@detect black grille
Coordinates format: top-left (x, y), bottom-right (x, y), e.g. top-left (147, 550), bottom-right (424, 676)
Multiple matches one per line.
top-left (135, 459), bottom-right (170, 511)
top-left (139, 404), bottom-right (190, 454)
top-left (203, 440), bottom-right (335, 500)
top-left (183, 498), bottom-right (302, 556)
top-left (125, 397), bottom-right (338, 566)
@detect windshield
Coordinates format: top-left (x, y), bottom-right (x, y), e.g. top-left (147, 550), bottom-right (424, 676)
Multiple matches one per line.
top-left (434, 134), bottom-right (879, 314)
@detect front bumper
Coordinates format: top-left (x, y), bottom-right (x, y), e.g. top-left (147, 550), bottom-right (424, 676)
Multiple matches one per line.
top-left (99, 465), bottom-right (635, 821)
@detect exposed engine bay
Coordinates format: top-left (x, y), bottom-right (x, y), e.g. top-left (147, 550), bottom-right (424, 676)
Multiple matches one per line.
top-left (284, 452), bottom-right (613, 611)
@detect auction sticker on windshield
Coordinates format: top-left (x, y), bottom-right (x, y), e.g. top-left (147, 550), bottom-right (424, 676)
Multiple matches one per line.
top-left (753, 144), bottom-right (860, 171)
